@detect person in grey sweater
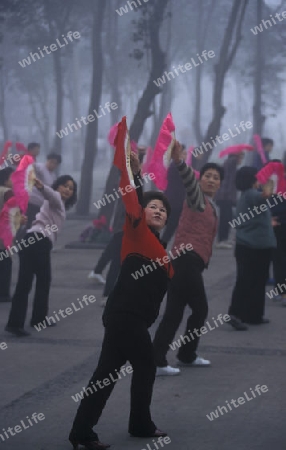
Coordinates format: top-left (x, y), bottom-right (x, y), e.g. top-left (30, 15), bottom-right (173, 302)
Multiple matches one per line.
top-left (228, 167), bottom-right (277, 330)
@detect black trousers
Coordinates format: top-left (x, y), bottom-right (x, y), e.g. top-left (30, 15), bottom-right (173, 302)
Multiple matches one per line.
top-left (273, 225), bottom-right (286, 287)
top-left (153, 253), bottom-right (208, 366)
top-left (72, 314), bottom-right (156, 440)
top-left (217, 199), bottom-right (233, 242)
top-left (7, 233), bottom-right (52, 328)
top-left (94, 231), bottom-right (123, 298)
top-left (0, 255), bottom-right (12, 299)
top-left (103, 232), bottom-right (123, 297)
top-left (161, 207), bottom-right (182, 244)
top-left (228, 244), bottom-right (272, 323)
top-left (94, 234), bottom-right (116, 273)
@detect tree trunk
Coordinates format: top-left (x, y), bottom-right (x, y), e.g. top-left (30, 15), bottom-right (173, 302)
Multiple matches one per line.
top-left (0, 66), bottom-right (8, 141)
top-left (129, 0), bottom-right (170, 142)
top-left (253, 0), bottom-right (265, 136)
top-left (72, 44), bottom-right (82, 170)
top-left (108, 0), bottom-right (122, 126)
top-left (150, 80), bottom-right (172, 148)
top-left (76, 2), bottom-right (106, 215)
top-left (52, 50), bottom-right (63, 155)
top-left (198, 0), bottom-right (249, 167)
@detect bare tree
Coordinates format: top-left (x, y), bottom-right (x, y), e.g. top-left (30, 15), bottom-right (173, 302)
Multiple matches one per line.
top-left (129, 0), bottom-right (170, 141)
top-left (76, 1), bottom-right (106, 215)
top-left (199, 0), bottom-right (249, 166)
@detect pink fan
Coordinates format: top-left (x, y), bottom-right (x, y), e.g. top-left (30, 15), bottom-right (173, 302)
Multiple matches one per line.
top-left (219, 144), bottom-right (254, 158)
top-left (253, 135), bottom-right (267, 165)
top-left (0, 141), bottom-right (13, 166)
top-left (11, 155), bottom-right (36, 213)
top-left (0, 196), bottom-right (21, 248)
top-left (256, 162), bottom-right (286, 193)
top-left (148, 113), bottom-right (176, 190)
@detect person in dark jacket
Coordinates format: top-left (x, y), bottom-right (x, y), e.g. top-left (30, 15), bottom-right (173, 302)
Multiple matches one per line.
top-left (215, 153), bottom-right (243, 248)
top-left (228, 167), bottom-right (277, 330)
top-left (69, 145), bottom-right (173, 449)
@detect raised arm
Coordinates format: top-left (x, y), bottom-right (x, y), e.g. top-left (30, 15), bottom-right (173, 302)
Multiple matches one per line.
top-left (171, 141), bottom-right (205, 212)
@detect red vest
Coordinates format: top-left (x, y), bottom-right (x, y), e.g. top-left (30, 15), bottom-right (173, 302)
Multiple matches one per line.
top-left (172, 197), bottom-right (218, 266)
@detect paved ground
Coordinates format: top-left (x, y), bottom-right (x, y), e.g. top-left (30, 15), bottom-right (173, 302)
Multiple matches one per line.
top-left (0, 219), bottom-right (285, 450)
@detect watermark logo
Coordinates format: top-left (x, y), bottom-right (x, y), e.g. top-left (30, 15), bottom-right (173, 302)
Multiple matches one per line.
top-left (71, 365), bottom-right (133, 402)
top-left (0, 153), bottom-right (21, 170)
top-left (34, 295), bottom-right (96, 331)
top-left (0, 226), bottom-right (58, 261)
top-left (169, 314), bottom-right (230, 351)
top-left (251, 11), bottom-right (286, 35)
top-left (206, 385), bottom-right (269, 421)
top-left (229, 192), bottom-right (286, 229)
top-left (18, 31), bottom-right (81, 68)
top-left (94, 172), bottom-right (155, 210)
top-left (153, 50), bottom-right (215, 87)
top-left (56, 102), bottom-right (118, 139)
top-left (0, 413), bottom-right (45, 442)
top-left (131, 243), bottom-right (193, 280)
top-left (192, 121), bottom-right (253, 158)
top-left (116, 0), bottom-right (149, 16)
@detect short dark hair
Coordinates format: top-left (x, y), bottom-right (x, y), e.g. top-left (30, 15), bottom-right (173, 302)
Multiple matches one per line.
top-left (47, 153), bottom-right (62, 164)
top-left (0, 167), bottom-right (13, 186)
top-left (261, 138), bottom-right (274, 147)
top-left (235, 166), bottom-right (257, 191)
top-left (142, 191), bottom-right (171, 218)
top-left (200, 162), bottom-right (224, 181)
top-left (27, 142), bottom-right (40, 151)
top-left (51, 175), bottom-right (77, 210)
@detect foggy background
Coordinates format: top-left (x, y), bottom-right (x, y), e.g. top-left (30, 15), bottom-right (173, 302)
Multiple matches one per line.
top-left (0, 0), bottom-right (286, 214)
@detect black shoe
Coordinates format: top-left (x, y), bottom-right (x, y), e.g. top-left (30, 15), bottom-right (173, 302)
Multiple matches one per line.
top-left (228, 315), bottom-right (248, 331)
top-left (68, 430), bottom-right (110, 449)
top-left (5, 326), bottom-right (30, 337)
top-left (0, 296), bottom-right (11, 302)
